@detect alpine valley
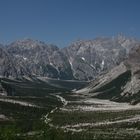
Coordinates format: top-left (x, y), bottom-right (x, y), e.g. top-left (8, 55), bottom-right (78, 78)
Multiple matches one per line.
top-left (0, 35), bottom-right (140, 140)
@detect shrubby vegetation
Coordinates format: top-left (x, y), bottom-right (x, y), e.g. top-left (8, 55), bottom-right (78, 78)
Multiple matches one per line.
top-left (0, 78), bottom-right (140, 139)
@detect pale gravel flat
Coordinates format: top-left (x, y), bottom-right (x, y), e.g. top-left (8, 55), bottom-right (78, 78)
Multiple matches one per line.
top-left (61, 115), bottom-right (140, 130)
top-left (0, 98), bottom-right (39, 108)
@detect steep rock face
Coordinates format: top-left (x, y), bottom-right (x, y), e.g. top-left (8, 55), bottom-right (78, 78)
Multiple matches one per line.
top-left (62, 36), bottom-right (138, 80)
top-left (7, 39), bottom-right (73, 79)
top-left (76, 45), bottom-right (140, 104)
top-left (0, 47), bottom-right (17, 77)
top-left (76, 63), bottom-right (131, 95)
top-left (120, 46), bottom-right (140, 104)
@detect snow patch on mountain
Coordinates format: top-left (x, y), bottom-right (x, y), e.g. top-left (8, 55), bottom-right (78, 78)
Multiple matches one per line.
top-left (81, 57), bottom-right (85, 61)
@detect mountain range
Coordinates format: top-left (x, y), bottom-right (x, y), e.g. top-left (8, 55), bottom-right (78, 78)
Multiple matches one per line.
top-left (0, 35), bottom-right (139, 80)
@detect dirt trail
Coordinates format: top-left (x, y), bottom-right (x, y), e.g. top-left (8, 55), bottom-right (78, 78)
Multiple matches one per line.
top-left (44, 94), bottom-right (67, 124)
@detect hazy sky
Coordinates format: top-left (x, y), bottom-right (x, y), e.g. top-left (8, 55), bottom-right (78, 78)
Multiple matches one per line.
top-left (0, 0), bottom-right (140, 47)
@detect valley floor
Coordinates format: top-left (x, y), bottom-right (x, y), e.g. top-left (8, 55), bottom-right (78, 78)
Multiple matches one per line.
top-left (0, 92), bottom-right (140, 140)
top-left (45, 93), bottom-right (140, 140)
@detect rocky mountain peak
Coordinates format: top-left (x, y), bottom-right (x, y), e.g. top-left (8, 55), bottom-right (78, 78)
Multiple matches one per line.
top-left (8, 38), bottom-right (47, 50)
